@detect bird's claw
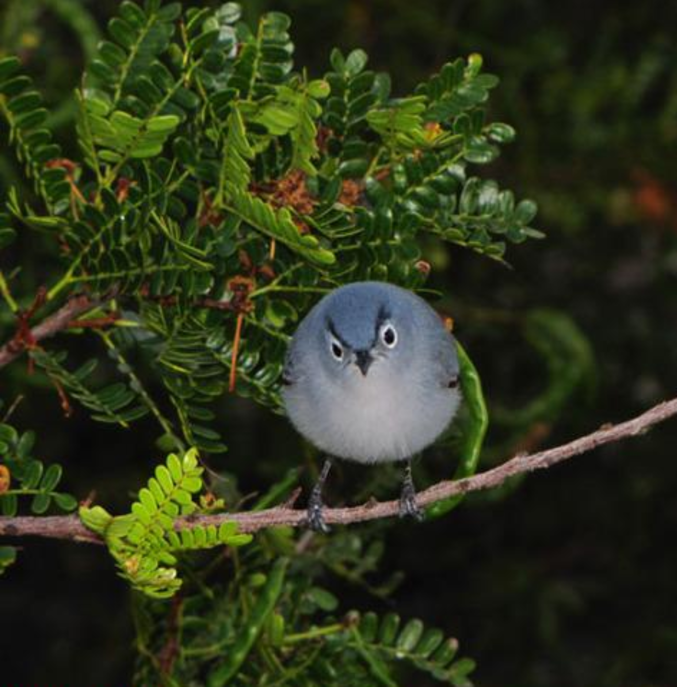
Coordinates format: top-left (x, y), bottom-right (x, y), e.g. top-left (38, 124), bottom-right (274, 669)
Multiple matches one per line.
top-left (304, 492), bottom-right (330, 533)
top-left (399, 486), bottom-right (424, 521)
top-left (305, 505), bottom-right (330, 533)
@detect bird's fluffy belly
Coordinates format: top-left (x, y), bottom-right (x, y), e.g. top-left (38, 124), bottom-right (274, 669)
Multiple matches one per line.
top-left (286, 367), bottom-right (459, 463)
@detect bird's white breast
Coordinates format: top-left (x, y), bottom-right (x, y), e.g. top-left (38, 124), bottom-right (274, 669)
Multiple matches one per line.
top-left (284, 362), bottom-right (459, 463)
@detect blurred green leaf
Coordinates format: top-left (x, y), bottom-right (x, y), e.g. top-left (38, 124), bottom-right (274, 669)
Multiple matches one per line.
top-left (428, 341), bottom-right (488, 519)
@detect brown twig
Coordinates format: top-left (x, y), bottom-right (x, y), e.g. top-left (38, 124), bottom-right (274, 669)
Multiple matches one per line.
top-left (0, 295), bottom-right (99, 369)
top-left (157, 595), bottom-right (183, 678)
top-left (1, 397), bottom-right (676, 545)
top-left (229, 312), bottom-right (245, 393)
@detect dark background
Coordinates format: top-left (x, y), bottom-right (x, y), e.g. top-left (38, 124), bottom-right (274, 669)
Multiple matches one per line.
top-left (1, 0), bottom-right (676, 685)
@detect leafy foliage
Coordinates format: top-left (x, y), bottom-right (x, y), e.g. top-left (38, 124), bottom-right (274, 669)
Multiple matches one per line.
top-left (0, 416), bottom-right (78, 517)
top-left (0, 1), bottom-right (672, 687)
top-left (0, 0), bottom-right (538, 459)
top-left (349, 610), bottom-right (475, 686)
top-left (131, 526), bottom-right (474, 687)
top-left (80, 448), bottom-right (251, 598)
top-left (0, 1), bottom-right (554, 684)
top-left (0, 56), bottom-right (70, 212)
top-left (31, 348), bottom-right (150, 425)
top-left (0, 406), bottom-right (78, 577)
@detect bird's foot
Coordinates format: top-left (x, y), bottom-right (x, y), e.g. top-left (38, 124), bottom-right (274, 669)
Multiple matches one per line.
top-left (399, 483), bottom-right (424, 521)
top-left (304, 491), bottom-right (330, 533)
top-left (399, 460), bottom-right (424, 521)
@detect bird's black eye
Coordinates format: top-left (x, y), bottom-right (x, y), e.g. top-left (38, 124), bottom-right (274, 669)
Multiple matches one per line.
top-left (330, 340), bottom-right (344, 360)
top-left (381, 324), bottom-right (398, 348)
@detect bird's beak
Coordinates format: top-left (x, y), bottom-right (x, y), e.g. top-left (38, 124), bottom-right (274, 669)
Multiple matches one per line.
top-left (354, 350), bottom-right (373, 376)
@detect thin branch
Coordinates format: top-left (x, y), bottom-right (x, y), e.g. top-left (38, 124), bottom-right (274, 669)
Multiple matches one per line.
top-left (0, 295), bottom-right (99, 369)
top-left (1, 397), bottom-right (676, 545)
top-left (0, 515), bottom-right (103, 544)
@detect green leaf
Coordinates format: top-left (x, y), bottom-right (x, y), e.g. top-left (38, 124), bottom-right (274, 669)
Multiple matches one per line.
top-left (330, 47), bottom-right (345, 73)
top-left (157, 2), bottom-right (182, 21)
top-left (146, 114), bottom-right (180, 132)
top-left (416, 628), bottom-right (445, 657)
top-left (167, 452), bottom-right (183, 482)
top-left (215, 3), bottom-right (241, 24)
top-left (208, 558), bottom-right (289, 687)
top-left (17, 431), bottom-right (35, 459)
top-left (225, 533), bottom-right (253, 547)
top-left (108, 18), bottom-right (136, 50)
top-left (345, 49), bottom-right (368, 76)
top-left (217, 105), bottom-right (253, 198)
top-left (307, 586), bottom-right (339, 611)
top-left (0, 56), bottom-right (21, 82)
top-left (182, 476), bottom-right (202, 493)
top-left (40, 464), bottom-right (63, 492)
top-left (464, 139), bottom-right (498, 164)
top-left (119, 2), bottom-right (146, 28)
top-left (218, 521), bottom-right (238, 539)
top-left (189, 28), bottom-right (220, 55)
top-left (31, 492), bottom-right (52, 514)
top-left (23, 461), bottom-right (43, 489)
top-left (397, 619), bottom-right (424, 651)
top-left (515, 198), bottom-right (538, 224)
top-left (0, 546), bottom-right (17, 576)
top-left (1, 494), bottom-right (18, 516)
top-left (223, 184), bottom-right (336, 266)
top-left (486, 122), bottom-right (516, 143)
top-left (427, 341), bottom-right (488, 518)
top-left (138, 487), bottom-right (158, 512)
top-left (307, 79), bottom-right (330, 99)
top-left (156, 464), bottom-right (175, 494)
top-left (7, 91), bottom-right (42, 114)
top-left (378, 613), bottom-right (401, 645)
top-left (0, 76), bottom-right (31, 97)
top-left (53, 493), bottom-right (78, 511)
top-left (85, 107), bottom-right (179, 160)
top-left (0, 424), bottom-right (18, 444)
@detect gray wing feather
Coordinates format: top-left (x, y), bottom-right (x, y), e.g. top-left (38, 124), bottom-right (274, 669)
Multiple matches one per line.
top-left (438, 331), bottom-right (460, 388)
top-left (417, 302), bottom-right (459, 389)
top-left (282, 346), bottom-right (299, 386)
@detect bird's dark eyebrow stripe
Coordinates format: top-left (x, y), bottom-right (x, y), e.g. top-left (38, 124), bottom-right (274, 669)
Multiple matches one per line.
top-left (373, 304), bottom-right (391, 342)
top-left (326, 317), bottom-right (348, 346)
top-left (375, 304), bottom-right (391, 328)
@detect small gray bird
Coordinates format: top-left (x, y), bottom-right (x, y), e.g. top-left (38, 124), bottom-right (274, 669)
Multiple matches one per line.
top-left (282, 281), bottom-right (461, 531)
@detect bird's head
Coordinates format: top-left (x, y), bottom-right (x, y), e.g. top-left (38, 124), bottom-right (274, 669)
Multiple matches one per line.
top-left (317, 282), bottom-right (412, 378)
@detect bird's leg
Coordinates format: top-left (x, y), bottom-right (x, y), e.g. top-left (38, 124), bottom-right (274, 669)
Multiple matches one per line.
top-left (305, 457), bottom-right (333, 533)
top-left (399, 459), bottom-right (424, 521)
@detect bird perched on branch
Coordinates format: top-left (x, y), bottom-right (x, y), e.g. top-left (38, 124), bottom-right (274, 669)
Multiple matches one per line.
top-left (282, 281), bottom-right (461, 531)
